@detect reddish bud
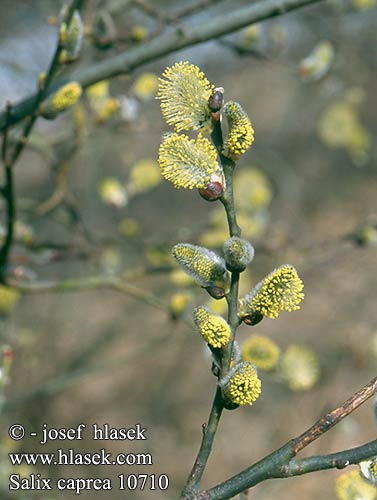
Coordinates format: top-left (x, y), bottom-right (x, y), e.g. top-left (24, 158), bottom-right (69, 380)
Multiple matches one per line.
top-left (205, 285), bottom-right (226, 300)
top-left (208, 87), bottom-right (224, 112)
top-left (198, 181), bottom-right (224, 202)
top-left (242, 311), bottom-right (264, 326)
top-left (2, 345), bottom-right (13, 361)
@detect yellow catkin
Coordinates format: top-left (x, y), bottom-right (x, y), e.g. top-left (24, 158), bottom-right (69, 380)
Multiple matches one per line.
top-left (299, 40), bottom-right (335, 81)
top-left (98, 178), bottom-right (127, 207)
top-left (318, 99), bottom-right (371, 165)
top-left (130, 25), bottom-right (147, 41)
top-left (171, 243), bottom-right (227, 288)
top-left (40, 82), bottom-right (82, 119)
top-left (360, 458), bottom-right (377, 486)
top-left (157, 61), bottom-right (214, 132)
top-left (0, 286), bottom-right (20, 315)
top-left (193, 306), bottom-right (231, 348)
top-left (352, 0), bottom-right (376, 10)
top-left (169, 292), bottom-right (192, 318)
top-left (133, 73), bottom-right (158, 100)
top-left (335, 469), bottom-right (376, 500)
top-left (239, 265), bottom-right (304, 320)
top-left (224, 362), bottom-right (262, 406)
top-left (242, 335), bottom-right (280, 371)
top-left (129, 159), bottom-right (161, 193)
top-left (158, 133), bottom-right (221, 189)
top-left (279, 344), bottom-right (320, 391)
top-left (223, 101), bottom-right (254, 158)
top-left (234, 168), bottom-right (272, 212)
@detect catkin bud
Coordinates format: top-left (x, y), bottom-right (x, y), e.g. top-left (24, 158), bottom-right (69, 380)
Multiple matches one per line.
top-left (335, 469), bottom-right (376, 500)
top-left (59, 8), bottom-right (84, 63)
top-left (360, 458), bottom-right (377, 486)
top-left (208, 87), bottom-right (224, 112)
top-left (171, 243), bottom-right (230, 298)
top-left (242, 311), bottom-right (263, 326)
top-left (198, 172), bottom-right (225, 202)
top-left (279, 345), bottom-right (320, 391)
top-left (223, 237), bottom-right (254, 272)
top-left (40, 82), bottom-right (82, 119)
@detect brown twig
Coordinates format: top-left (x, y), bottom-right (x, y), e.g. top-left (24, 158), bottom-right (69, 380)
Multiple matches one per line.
top-left (199, 376), bottom-right (377, 500)
top-left (292, 375), bottom-right (377, 454)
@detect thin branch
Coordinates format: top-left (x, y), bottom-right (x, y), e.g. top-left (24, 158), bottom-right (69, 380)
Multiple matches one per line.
top-left (7, 0), bottom-right (83, 166)
top-left (292, 375), bottom-right (377, 454)
top-left (0, 103), bottom-right (15, 277)
top-left (2, 328), bottom-right (173, 412)
top-left (0, 0), bottom-right (84, 276)
top-left (181, 388), bottom-right (224, 498)
top-left (0, 0), bottom-right (326, 132)
top-left (199, 376), bottom-right (377, 500)
top-left (172, 0), bottom-right (225, 20)
top-left (180, 113), bottom-right (242, 498)
top-left (281, 440), bottom-right (377, 476)
top-left (8, 274), bottom-right (168, 311)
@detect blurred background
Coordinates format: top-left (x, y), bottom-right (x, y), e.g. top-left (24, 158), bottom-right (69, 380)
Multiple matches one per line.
top-left (0, 0), bottom-right (376, 498)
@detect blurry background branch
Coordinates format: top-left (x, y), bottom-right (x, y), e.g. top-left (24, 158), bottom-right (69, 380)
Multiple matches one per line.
top-left (8, 274), bottom-right (169, 311)
top-left (2, 327), bottom-right (174, 412)
top-left (0, 0), bottom-right (325, 132)
top-left (0, 0), bottom-right (84, 278)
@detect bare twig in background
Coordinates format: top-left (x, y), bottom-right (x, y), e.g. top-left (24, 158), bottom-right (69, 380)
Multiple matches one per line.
top-left (0, 103), bottom-right (15, 278)
top-left (0, 0), bottom-right (325, 132)
top-left (2, 328), bottom-right (173, 412)
top-left (8, 274), bottom-right (168, 311)
top-left (0, 0), bottom-right (84, 277)
top-left (292, 376), bottom-right (377, 453)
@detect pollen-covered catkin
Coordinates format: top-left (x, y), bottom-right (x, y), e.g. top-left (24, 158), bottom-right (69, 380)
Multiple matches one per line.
top-left (223, 101), bottom-right (254, 158)
top-left (279, 344), bottom-right (320, 391)
top-left (193, 306), bottom-right (231, 348)
top-left (40, 82), bottom-right (82, 119)
top-left (335, 469), bottom-right (376, 500)
top-left (241, 335), bottom-right (280, 371)
top-left (156, 61), bottom-right (214, 132)
top-left (158, 133), bottom-right (222, 190)
top-left (222, 362), bottom-right (261, 406)
top-left (239, 264), bottom-right (304, 321)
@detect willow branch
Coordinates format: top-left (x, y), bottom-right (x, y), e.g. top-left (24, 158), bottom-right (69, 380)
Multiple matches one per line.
top-left (292, 375), bottom-right (377, 453)
top-left (2, 328), bottom-right (173, 412)
top-left (8, 275), bottom-right (168, 311)
top-left (0, 0), bottom-right (83, 276)
top-left (0, 103), bottom-right (14, 278)
top-left (281, 440), bottom-right (377, 476)
top-left (181, 388), bottom-right (224, 499)
top-left (180, 113), bottom-right (244, 498)
top-left (0, 0), bottom-right (325, 132)
top-left (6, 0), bottom-right (83, 164)
top-left (199, 376), bottom-right (377, 500)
